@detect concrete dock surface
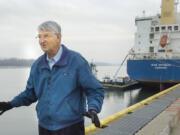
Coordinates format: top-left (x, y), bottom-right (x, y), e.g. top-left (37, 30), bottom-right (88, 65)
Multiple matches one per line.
top-left (88, 85), bottom-right (180, 135)
top-left (172, 121), bottom-right (180, 135)
top-left (135, 98), bottom-right (180, 135)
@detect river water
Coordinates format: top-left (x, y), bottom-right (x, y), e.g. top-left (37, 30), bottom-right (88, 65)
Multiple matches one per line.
top-left (0, 67), bottom-right (159, 135)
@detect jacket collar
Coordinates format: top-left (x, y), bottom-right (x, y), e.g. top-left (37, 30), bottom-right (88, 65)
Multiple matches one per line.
top-left (38, 44), bottom-right (69, 68)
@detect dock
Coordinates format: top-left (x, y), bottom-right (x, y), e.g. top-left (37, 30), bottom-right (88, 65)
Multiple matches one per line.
top-left (85, 83), bottom-right (180, 135)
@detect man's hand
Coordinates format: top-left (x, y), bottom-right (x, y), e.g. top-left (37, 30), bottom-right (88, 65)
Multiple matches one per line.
top-left (0, 102), bottom-right (13, 115)
top-left (83, 110), bottom-right (100, 128)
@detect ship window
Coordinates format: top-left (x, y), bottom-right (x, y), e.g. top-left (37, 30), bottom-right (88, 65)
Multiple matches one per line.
top-left (174, 26), bottom-right (179, 31)
top-left (161, 26), bottom-right (166, 31)
top-left (149, 47), bottom-right (154, 53)
top-left (149, 33), bottom-right (154, 39)
top-left (168, 26), bottom-right (172, 31)
top-left (150, 40), bottom-right (152, 44)
top-left (155, 27), bottom-right (159, 32)
top-left (151, 27), bottom-right (154, 32)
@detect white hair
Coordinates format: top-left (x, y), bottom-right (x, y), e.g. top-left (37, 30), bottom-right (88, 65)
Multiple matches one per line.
top-left (38, 21), bottom-right (61, 34)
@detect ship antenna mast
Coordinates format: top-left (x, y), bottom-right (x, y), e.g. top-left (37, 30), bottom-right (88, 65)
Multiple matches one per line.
top-left (175, 0), bottom-right (179, 5)
top-left (175, 0), bottom-right (179, 12)
top-left (142, 10), bottom-right (146, 17)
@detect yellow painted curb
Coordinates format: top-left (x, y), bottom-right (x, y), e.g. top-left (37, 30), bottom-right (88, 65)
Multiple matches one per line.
top-left (85, 83), bottom-right (180, 134)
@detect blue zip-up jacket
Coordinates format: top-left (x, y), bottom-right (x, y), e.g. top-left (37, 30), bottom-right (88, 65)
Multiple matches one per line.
top-left (11, 45), bottom-right (104, 130)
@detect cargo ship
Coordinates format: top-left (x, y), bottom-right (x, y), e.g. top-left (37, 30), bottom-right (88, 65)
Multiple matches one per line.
top-left (127, 0), bottom-right (180, 87)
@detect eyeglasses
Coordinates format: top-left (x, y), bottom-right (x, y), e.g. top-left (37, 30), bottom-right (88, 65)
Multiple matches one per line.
top-left (36, 33), bottom-right (53, 40)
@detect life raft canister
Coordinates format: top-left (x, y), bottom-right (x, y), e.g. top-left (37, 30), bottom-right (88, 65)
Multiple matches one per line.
top-left (160, 35), bottom-right (168, 48)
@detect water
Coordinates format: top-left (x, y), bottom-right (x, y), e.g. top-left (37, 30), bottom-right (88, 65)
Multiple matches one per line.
top-left (0, 68), bottom-right (37, 135)
top-left (0, 67), bottom-right (159, 135)
top-left (97, 65), bottom-right (127, 81)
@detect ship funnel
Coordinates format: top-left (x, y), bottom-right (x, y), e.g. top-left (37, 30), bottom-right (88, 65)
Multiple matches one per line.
top-left (161, 0), bottom-right (175, 25)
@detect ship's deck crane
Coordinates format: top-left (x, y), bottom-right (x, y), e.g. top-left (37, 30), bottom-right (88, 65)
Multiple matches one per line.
top-left (113, 52), bottom-right (129, 80)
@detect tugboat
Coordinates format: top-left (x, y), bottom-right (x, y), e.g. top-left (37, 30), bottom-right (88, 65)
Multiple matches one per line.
top-left (89, 62), bottom-right (98, 78)
top-left (127, 0), bottom-right (180, 89)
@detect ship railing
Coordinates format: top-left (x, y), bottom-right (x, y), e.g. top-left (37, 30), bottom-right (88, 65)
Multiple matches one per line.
top-left (128, 52), bottom-right (180, 60)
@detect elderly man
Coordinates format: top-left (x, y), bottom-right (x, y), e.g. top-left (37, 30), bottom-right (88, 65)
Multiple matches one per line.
top-left (0, 21), bottom-right (104, 135)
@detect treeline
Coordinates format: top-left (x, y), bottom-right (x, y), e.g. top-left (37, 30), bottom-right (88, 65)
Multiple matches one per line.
top-left (0, 58), bottom-right (34, 67)
top-left (95, 62), bottom-right (119, 66)
top-left (0, 58), bottom-right (117, 67)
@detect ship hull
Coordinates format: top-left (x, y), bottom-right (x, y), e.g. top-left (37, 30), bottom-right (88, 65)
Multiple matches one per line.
top-left (127, 59), bottom-right (180, 84)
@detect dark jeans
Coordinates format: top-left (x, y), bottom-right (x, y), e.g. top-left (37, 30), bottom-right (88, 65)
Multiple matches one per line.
top-left (38, 121), bottom-right (85, 135)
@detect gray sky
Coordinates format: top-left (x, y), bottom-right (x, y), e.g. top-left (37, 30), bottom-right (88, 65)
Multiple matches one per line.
top-left (0, 0), bottom-right (176, 63)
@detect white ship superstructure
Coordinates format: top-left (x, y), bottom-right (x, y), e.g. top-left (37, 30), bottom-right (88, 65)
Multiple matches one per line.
top-left (127, 0), bottom-right (180, 84)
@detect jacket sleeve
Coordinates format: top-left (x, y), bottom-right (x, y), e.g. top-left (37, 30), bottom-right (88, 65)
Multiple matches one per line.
top-left (10, 68), bottom-right (37, 107)
top-left (78, 60), bottom-right (104, 113)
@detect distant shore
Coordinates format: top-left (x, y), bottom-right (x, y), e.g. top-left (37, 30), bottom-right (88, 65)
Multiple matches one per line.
top-left (0, 58), bottom-right (34, 67)
top-left (0, 58), bottom-right (120, 67)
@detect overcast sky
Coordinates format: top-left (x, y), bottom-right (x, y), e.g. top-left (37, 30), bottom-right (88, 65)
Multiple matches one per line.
top-left (0, 0), bottom-right (178, 63)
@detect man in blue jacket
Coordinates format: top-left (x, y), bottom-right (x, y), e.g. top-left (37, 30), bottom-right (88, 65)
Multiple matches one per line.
top-left (0, 21), bottom-right (104, 135)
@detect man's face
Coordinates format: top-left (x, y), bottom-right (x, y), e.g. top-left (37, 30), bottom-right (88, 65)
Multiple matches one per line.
top-left (38, 30), bottom-right (61, 54)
